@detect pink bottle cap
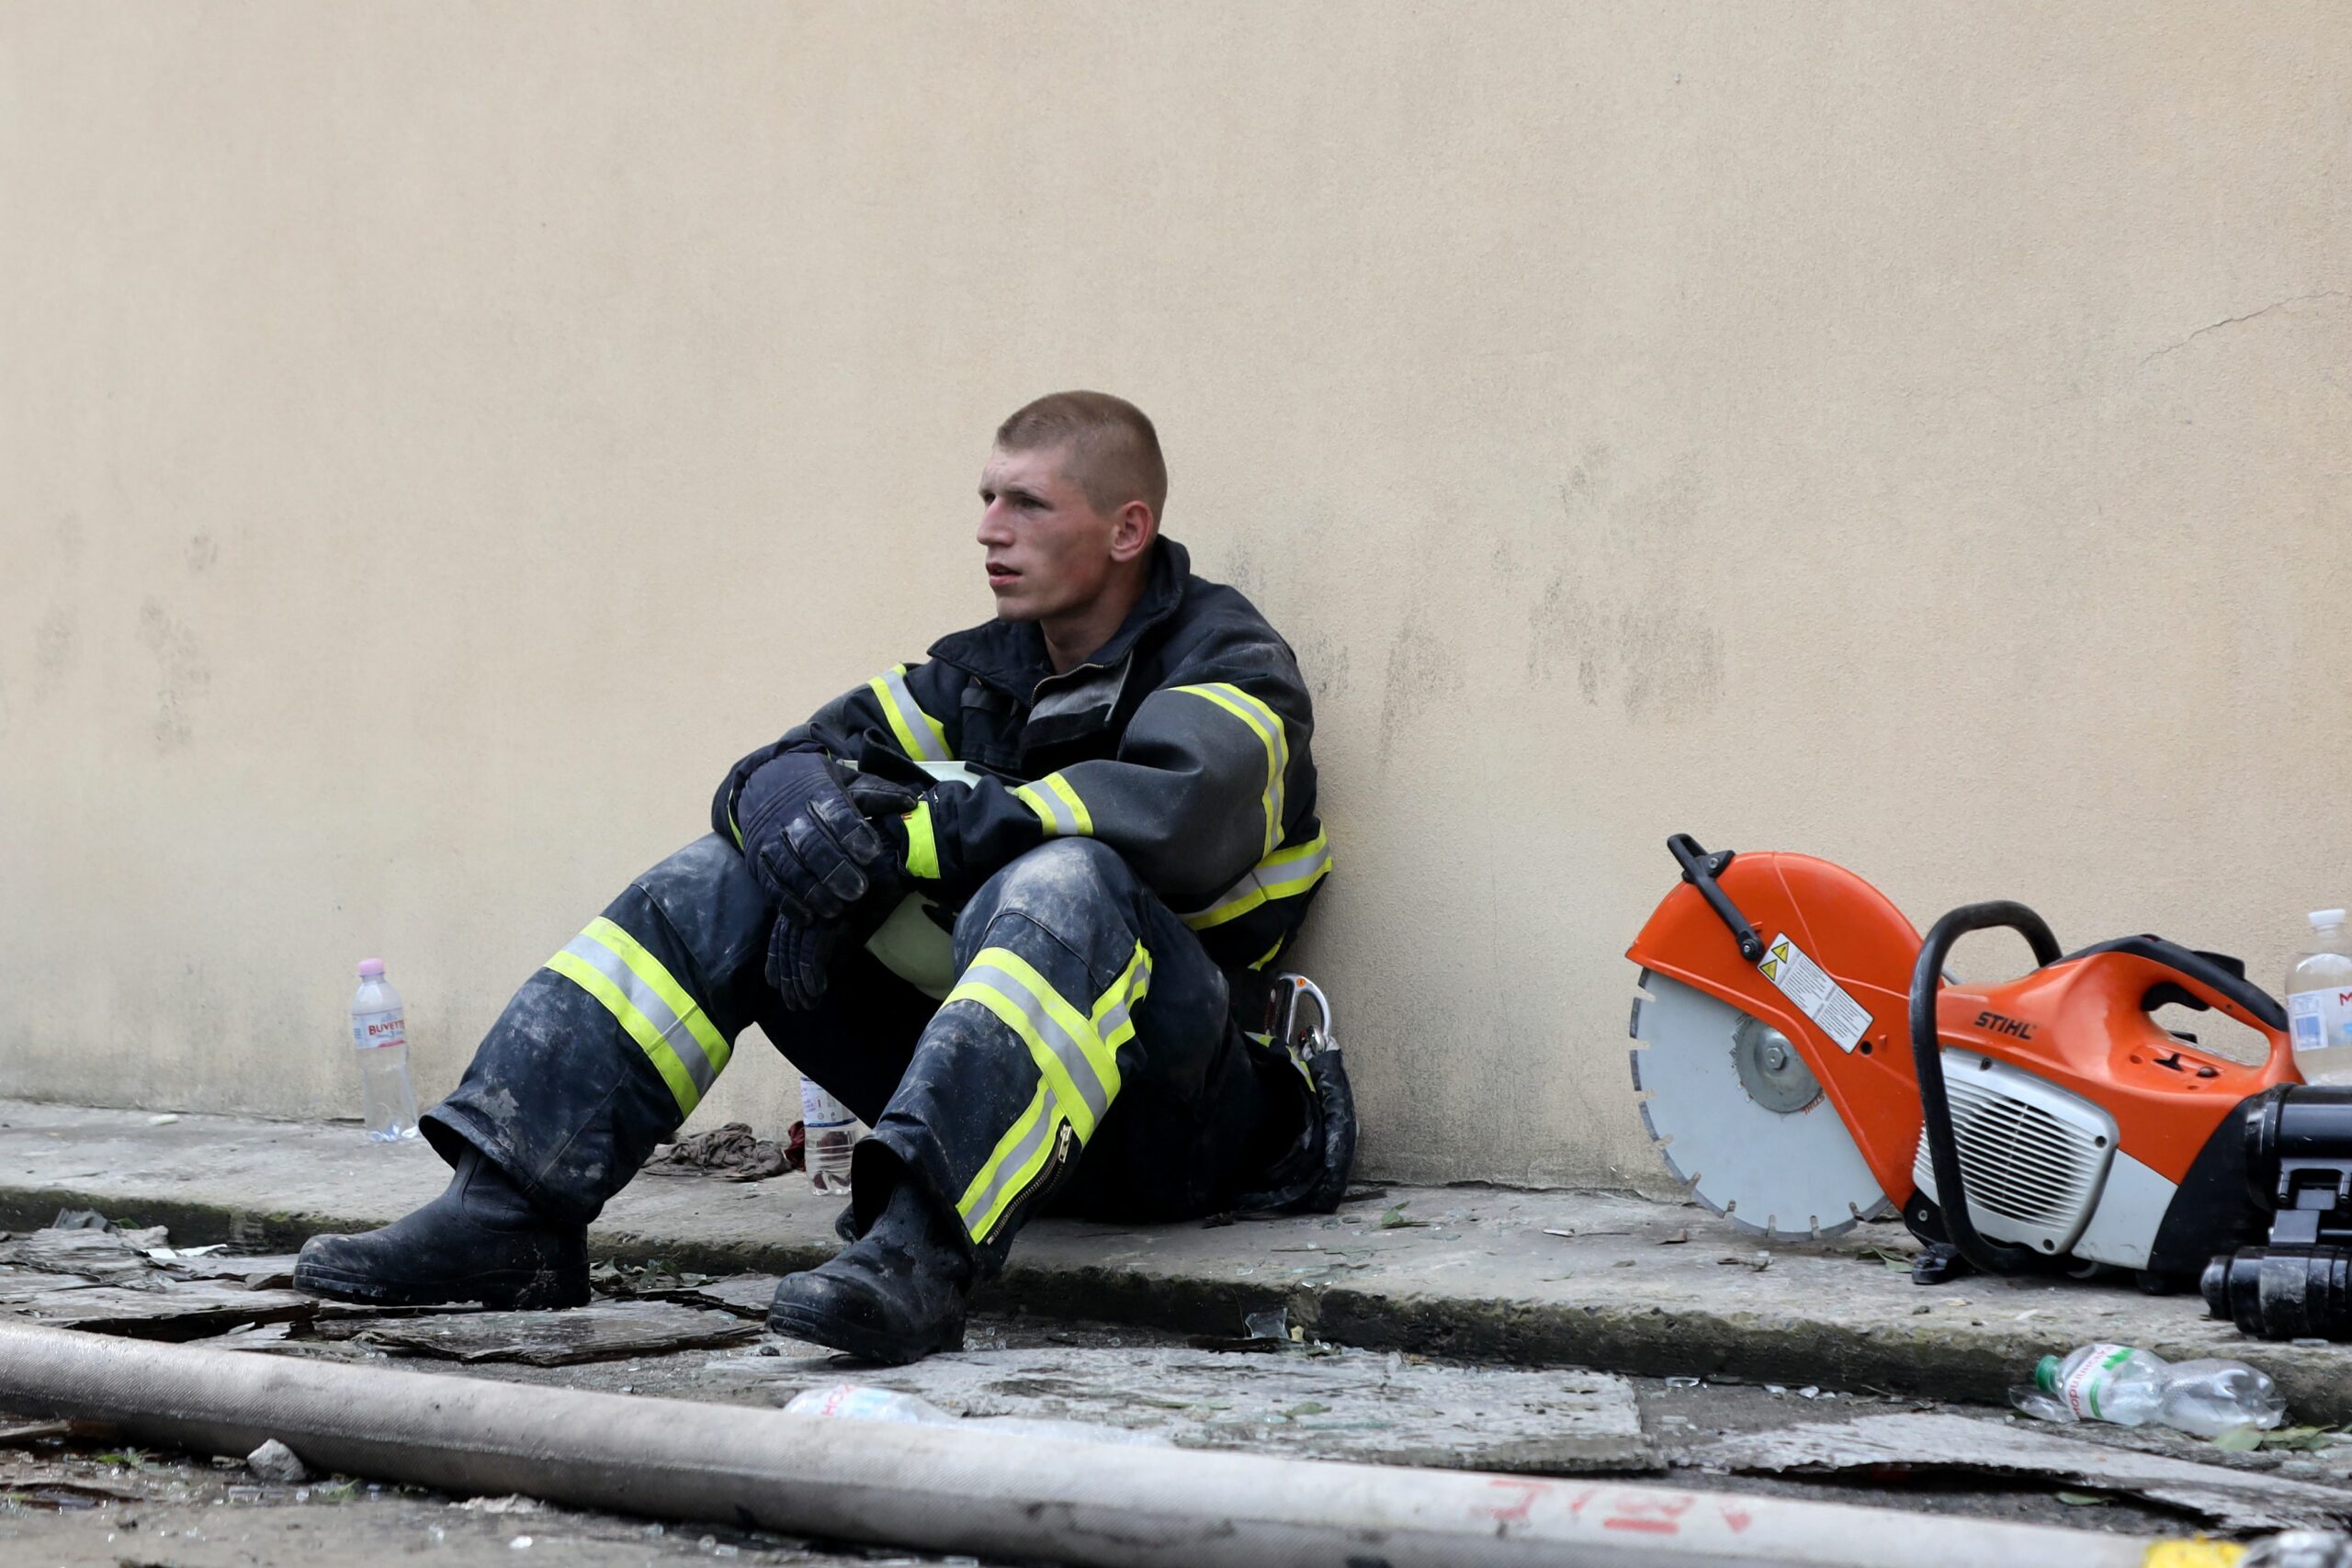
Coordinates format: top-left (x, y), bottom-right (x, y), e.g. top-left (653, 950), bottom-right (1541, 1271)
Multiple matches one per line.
top-left (356, 958), bottom-right (386, 977)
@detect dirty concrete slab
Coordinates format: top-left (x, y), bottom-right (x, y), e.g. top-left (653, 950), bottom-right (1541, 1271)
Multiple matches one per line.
top-left (693, 1340), bottom-right (1658, 1473)
top-left (1688, 1410), bottom-right (2352, 1534)
top-left (0, 1280), bottom-right (320, 1339)
top-left (12, 1099), bottom-right (2352, 1422)
top-left (333, 1302), bottom-right (762, 1365)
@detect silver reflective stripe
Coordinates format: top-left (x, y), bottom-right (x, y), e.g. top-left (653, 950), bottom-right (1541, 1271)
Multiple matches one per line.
top-left (1184, 832), bottom-right (1333, 927)
top-left (877, 666), bottom-right (952, 761)
top-left (958, 959), bottom-right (1112, 1125)
top-left (557, 932), bottom-right (720, 1100)
top-left (1095, 994), bottom-right (1138, 1045)
top-left (959, 1097), bottom-right (1058, 1236)
top-left (1220, 683), bottom-right (1289, 836)
top-left (1022, 783), bottom-right (1082, 837)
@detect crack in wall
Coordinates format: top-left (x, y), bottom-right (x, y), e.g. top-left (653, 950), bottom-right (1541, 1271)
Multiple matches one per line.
top-left (2139, 289), bottom-right (2348, 367)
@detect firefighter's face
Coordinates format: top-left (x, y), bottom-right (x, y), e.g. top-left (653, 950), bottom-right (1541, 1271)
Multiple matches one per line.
top-left (976, 443), bottom-right (1142, 623)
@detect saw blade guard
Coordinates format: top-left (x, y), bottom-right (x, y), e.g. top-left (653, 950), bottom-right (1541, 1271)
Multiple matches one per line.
top-left (1626, 844), bottom-right (1930, 1211)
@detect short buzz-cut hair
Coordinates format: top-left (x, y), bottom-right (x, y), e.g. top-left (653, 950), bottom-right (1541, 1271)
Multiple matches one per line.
top-left (995, 390), bottom-right (1168, 521)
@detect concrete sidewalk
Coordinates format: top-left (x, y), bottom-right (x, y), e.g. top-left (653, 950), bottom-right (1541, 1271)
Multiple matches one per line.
top-left (6, 1098), bottom-right (2351, 1425)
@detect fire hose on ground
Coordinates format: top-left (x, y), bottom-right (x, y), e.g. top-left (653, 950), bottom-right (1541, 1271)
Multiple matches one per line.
top-left (0, 1319), bottom-right (2236, 1567)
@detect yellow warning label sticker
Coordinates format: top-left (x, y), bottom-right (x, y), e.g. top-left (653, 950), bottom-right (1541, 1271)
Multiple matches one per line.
top-left (1756, 934), bottom-right (1872, 1053)
top-left (2143, 1540), bottom-right (2245, 1568)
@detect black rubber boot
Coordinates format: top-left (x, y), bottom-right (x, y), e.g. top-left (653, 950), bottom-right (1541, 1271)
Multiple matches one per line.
top-left (292, 1145), bottom-right (589, 1310)
top-left (768, 1179), bottom-right (972, 1363)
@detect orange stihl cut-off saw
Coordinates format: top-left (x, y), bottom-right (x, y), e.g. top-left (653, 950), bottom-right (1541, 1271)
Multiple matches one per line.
top-left (1626, 835), bottom-right (2352, 1342)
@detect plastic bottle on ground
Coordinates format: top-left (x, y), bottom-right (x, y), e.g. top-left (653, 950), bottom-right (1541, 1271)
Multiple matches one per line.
top-left (783, 1384), bottom-right (954, 1425)
top-left (2289, 910), bottom-right (2352, 1085)
top-left (2011, 1343), bottom-right (2286, 1438)
top-left (781, 1384), bottom-right (1166, 1446)
top-left (348, 958), bottom-right (421, 1143)
top-left (799, 1077), bottom-right (858, 1193)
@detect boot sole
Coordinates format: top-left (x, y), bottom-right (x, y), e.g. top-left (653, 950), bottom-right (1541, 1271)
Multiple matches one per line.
top-left (765, 1299), bottom-right (966, 1365)
top-left (293, 1254), bottom-right (589, 1312)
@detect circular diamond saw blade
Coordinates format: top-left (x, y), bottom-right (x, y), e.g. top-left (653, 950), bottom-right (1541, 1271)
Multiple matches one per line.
top-left (1629, 970), bottom-right (1893, 1241)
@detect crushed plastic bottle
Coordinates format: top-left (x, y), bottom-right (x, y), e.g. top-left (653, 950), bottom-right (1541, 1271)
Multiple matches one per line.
top-left (783, 1384), bottom-right (953, 1425)
top-left (2010, 1343), bottom-right (2286, 1438)
top-left (2289, 909), bottom-right (2352, 1085)
top-left (348, 959), bottom-right (421, 1142)
top-left (798, 1077), bottom-right (858, 1193)
top-left (2245, 1531), bottom-right (2352, 1568)
top-left (783, 1384), bottom-right (1166, 1446)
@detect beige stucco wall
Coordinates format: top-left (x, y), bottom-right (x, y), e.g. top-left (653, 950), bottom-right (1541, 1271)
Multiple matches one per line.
top-left (3, 4), bottom-right (2346, 1191)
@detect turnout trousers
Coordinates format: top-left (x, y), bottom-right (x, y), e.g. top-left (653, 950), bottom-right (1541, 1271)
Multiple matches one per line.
top-left (423, 836), bottom-right (1301, 1272)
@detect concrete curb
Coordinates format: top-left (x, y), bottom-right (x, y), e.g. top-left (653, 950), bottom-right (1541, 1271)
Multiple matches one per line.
top-left (6, 1099), bottom-right (2352, 1425)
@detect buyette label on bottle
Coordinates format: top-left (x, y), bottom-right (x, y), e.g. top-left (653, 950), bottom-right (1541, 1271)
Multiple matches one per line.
top-left (2058, 1343), bottom-right (2137, 1420)
top-left (2289, 987), bottom-right (2352, 1052)
top-left (351, 1009), bottom-right (407, 1050)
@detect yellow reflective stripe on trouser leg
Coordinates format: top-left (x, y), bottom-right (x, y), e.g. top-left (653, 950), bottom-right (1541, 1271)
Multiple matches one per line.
top-left (1090, 939), bottom-right (1153, 1057)
top-left (902, 799), bottom-right (940, 880)
top-left (950, 940), bottom-right (1152, 1241)
top-left (867, 664), bottom-right (954, 762)
top-left (1012, 772), bottom-right (1093, 838)
top-left (543, 916), bottom-right (731, 1118)
top-left (1181, 829), bottom-right (1332, 931)
top-left (1174, 683), bottom-right (1287, 855)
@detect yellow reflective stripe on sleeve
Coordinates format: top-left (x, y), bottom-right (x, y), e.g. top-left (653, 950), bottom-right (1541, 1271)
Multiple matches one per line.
top-left (902, 800), bottom-right (940, 880)
top-left (866, 663), bottom-right (954, 762)
top-left (542, 918), bottom-right (731, 1118)
top-left (1012, 772), bottom-right (1092, 838)
top-left (1249, 936), bottom-right (1286, 971)
top-left (946, 940), bottom-right (1152, 1243)
top-left (1173, 682), bottom-right (1287, 856)
top-left (1181, 829), bottom-right (1332, 931)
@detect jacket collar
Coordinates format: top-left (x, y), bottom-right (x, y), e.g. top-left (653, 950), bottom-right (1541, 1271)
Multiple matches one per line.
top-left (929, 537), bottom-right (1193, 701)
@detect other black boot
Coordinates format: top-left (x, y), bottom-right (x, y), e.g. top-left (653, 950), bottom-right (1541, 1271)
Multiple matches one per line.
top-left (293, 1145), bottom-right (588, 1310)
top-left (768, 1179), bottom-right (972, 1363)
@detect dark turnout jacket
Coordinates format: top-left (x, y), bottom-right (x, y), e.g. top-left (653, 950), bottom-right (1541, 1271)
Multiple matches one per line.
top-left (717, 539), bottom-right (1329, 979)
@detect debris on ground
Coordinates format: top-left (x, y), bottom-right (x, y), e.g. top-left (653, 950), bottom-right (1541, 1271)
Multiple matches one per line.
top-left (334, 1303), bottom-right (761, 1366)
top-left (628, 1273), bottom-right (785, 1321)
top-left (640, 1122), bottom-right (802, 1182)
top-left (738, 1347), bottom-right (1657, 1472)
top-left (587, 1258), bottom-right (716, 1296)
top-left (2244, 1531), bottom-right (2352, 1568)
top-left (1689, 1410), bottom-right (2352, 1533)
top-left (2, 1278), bottom-right (321, 1339)
top-left (246, 1438), bottom-right (311, 1483)
top-left (1243, 1306), bottom-right (1288, 1341)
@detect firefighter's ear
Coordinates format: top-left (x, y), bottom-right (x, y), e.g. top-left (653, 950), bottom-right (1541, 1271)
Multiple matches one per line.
top-left (1108, 497), bottom-right (1156, 564)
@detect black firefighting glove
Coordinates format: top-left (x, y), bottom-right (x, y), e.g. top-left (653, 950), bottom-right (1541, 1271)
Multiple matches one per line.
top-left (734, 752), bottom-right (899, 928)
top-left (842, 729), bottom-right (984, 906)
top-left (765, 903), bottom-right (894, 1011)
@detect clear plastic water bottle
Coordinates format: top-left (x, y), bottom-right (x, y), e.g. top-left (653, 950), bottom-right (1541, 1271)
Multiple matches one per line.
top-left (799, 1077), bottom-right (857, 1193)
top-left (2289, 910), bottom-right (2352, 1085)
top-left (784, 1384), bottom-right (955, 1425)
top-left (2012, 1343), bottom-right (2286, 1438)
top-left (348, 958), bottom-right (421, 1143)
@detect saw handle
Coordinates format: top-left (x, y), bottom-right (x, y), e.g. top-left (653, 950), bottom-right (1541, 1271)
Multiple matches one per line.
top-left (1909, 901), bottom-right (2063, 1278)
top-left (1667, 834), bottom-right (1765, 962)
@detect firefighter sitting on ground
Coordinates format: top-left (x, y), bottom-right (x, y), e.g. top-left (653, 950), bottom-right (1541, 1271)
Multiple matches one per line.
top-left (295, 391), bottom-right (1353, 1364)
